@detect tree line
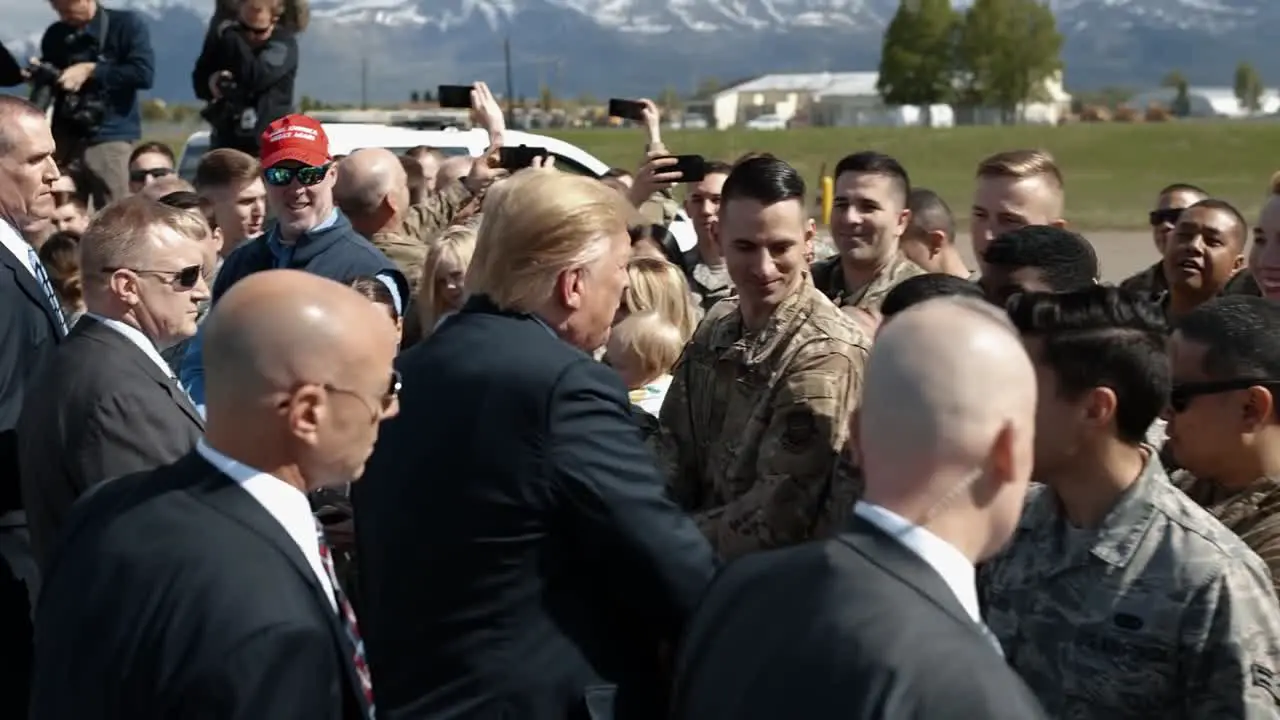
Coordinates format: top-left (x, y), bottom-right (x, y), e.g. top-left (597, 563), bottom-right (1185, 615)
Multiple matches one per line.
top-left (876, 0), bottom-right (1063, 121)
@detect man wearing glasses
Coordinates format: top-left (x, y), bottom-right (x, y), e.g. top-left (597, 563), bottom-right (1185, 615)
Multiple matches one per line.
top-left (1170, 295), bottom-right (1280, 598)
top-left (179, 114), bottom-right (410, 413)
top-left (1119, 183), bottom-right (1207, 300)
top-left (17, 195), bottom-right (210, 571)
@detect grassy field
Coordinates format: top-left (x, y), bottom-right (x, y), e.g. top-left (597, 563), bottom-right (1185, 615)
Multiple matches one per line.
top-left (155, 121), bottom-right (1280, 230)
top-left (546, 122), bottom-right (1280, 230)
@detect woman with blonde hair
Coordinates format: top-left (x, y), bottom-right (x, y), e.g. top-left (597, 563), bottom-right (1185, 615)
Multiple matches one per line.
top-left (618, 256), bottom-right (701, 340)
top-left (418, 224), bottom-right (478, 337)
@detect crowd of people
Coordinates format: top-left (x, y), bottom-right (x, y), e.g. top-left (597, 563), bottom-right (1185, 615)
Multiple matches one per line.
top-left (7, 35), bottom-right (1280, 720)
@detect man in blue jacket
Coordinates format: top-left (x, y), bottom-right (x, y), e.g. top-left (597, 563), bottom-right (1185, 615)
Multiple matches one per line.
top-left (180, 114), bottom-right (417, 412)
top-left (40, 0), bottom-right (154, 207)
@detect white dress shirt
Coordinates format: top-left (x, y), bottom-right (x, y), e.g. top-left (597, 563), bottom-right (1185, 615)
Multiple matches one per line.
top-left (196, 439), bottom-right (337, 611)
top-left (854, 500), bottom-right (1004, 656)
top-left (0, 219), bottom-right (35, 277)
top-left (85, 313), bottom-right (174, 378)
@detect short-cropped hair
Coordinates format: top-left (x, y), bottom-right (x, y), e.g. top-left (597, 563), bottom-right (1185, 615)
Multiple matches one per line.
top-left (80, 195), bottom-right (210, 281)
top-left (468, 169), bottom-right (633, 312)
top-left (721, 155), bottom-right (806, 209)
top-left (882, 273), bottom-right (985, 320)
top-left (194, 148), bottom-right (261, 191)
top-left (976, 149), bottom-right (1063, 191)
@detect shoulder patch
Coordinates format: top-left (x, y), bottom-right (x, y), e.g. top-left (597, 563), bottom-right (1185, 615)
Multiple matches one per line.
top-left (780, 409), bottom-right (818, 452)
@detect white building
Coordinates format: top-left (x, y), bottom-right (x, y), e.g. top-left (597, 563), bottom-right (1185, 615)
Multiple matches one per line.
top-left (687, 70), bottom-right (1069, 129)
top-left (1121, 86), bottom-right (1280, 118)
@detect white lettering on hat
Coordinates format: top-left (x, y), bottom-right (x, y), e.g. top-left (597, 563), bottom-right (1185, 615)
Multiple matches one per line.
top-left (267, 126), bottom-right (319, 143)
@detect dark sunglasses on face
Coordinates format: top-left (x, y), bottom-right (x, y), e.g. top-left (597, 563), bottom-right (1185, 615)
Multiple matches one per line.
top-left (1149, 208), bottom-right (1183, 227)
top-left (103, 264), bottom-right (203, 289)
top-left (1169, 378), bottom-right (1280, 414)
top-left (264, 164), bottom-right (331, 187)
top-left (129, 167), bottom-right (173, 183)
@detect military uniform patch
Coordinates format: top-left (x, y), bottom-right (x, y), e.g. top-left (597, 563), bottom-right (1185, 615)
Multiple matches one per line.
top-left (780, 410), bottom-right (817, 452)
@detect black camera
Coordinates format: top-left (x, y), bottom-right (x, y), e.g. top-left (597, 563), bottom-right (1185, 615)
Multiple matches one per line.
top-left (27, 60), bottom-right (106, 135)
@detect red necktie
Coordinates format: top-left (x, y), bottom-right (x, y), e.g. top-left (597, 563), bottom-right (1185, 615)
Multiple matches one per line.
top-left (315, 519), bottom-right (375, 718)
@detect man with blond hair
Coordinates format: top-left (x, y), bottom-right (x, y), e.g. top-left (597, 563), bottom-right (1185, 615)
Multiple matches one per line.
top-left (970, 149), bottom-right (1066, 274)
top-left (672, 297), bottom-right (1047, 719)
top-left (193, 147), bottom-right (266, 259)
top-left (356, 167), bottom-right (715, 720)
top-left (19, 196), bottom-right (210, 569)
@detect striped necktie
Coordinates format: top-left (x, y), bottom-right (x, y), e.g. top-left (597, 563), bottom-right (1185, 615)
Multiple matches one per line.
top-left (315, 518), bottom-right (375, 718)
top-left (27, 246), bottom-right (68, 336)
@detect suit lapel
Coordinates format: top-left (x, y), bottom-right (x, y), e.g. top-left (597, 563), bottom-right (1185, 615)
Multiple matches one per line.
top-left (838, 515), bottom-right (983, 633)
top-left (77, 318), bottom-right (205, 430)
top-left (183, 452), bottom-right (366, 703)
top-left (0, 234), bottom-right (63, 338)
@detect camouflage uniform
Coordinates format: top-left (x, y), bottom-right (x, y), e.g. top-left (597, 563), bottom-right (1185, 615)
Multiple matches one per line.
top-left (638, 188), bottom-right (681, 228)
top-left (980, 451), bottom-right (1280, 718)
top-left (1118, 260), bottom-right (1167, 301)
top-left (657, 278), bottom-right (871, 560)
top-left (398, 181), bottom-right (474, 243)
top-left (370, 230), bottom-right (428, 294)
top-left (675, 249), bottom-right (734, 313)
top-left (1177, 470), bottom-right (1280, 600)
top-left (810, 252), bottom-right (926, 312)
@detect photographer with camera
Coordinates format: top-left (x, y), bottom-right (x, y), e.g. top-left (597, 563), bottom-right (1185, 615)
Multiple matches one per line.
top-left (192, 0), bottom-right (299, 157)
top-left (34, 0), bottom-right (154, 209)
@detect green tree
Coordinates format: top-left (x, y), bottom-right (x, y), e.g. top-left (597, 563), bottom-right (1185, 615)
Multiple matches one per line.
top-left (956, 0), bottom-right (1063, 122)
top-left (877, 0), bottom-right (958, 124)
top-left (409, 90), bottom-right (421, 104)
top-left (577, 91), bottom-right (598, 107)
top-left (1161, 70), bottom-right (1191, 117)
top-left (1234, 61), bottom-right (1263, 114)
top-left (538, 84), bottom-right (556, 112)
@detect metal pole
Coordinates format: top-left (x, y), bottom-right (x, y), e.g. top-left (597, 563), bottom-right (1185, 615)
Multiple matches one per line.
top-left (504, 36), bottom-right (516, 128)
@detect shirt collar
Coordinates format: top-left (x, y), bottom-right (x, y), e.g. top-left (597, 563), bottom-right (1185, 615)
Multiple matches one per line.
top-left (195, 439), bottom-right (337, 609)
top-left (85, 312), bottom-right (173, 378)
top-left (854, 500), bottom-right (982, 624)
top-left (0, 220), bottom-right (34, 277)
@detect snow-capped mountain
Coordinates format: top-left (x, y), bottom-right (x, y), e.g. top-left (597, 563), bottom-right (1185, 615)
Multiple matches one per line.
top-left (2, 0), bottom-right (1276, 103)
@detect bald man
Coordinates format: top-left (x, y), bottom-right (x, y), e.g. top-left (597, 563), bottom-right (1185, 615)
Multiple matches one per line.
top-left (673, 297), bottom-right (1048, 720)
top-left (32, 269), bottom-right (398, 720)
top-left (334, 148), bottom-right (427, 291)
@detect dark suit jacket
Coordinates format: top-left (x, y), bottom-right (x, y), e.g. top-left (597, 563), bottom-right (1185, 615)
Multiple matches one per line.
top-left (0, 230), bottom-right (64, 515)
top-left (671, 515), bottom-right (1049, 720)
top-left (18, 317), bottom-right (204, 569)
top-left (0, 228), bottom-right (64, 717)
top-left (31, 452), bottom-right (366, 719)
top-left (353, 295), bottom-right (716, 720)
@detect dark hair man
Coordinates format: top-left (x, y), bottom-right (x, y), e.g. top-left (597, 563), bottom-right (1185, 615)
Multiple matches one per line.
top-left (660, 155), bottom-right (870, 559)
top-left (979, 225), bottom-right (1098, 306)
top-left (984, 286), bottom-right (1280, 717)
top-left (812, 151), bottom-right (925, 313)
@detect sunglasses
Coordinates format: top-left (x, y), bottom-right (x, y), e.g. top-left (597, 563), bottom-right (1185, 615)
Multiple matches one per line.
top-left (264, 164), bottom-right (331, 187)
top-left (129, 167), bottom-right (173, 183)
top-left (1148, 208), bottom-right (1183, 227)
top-left (103, 264), bottom-right (203, 289)
top-left (1169, 378), bottom-right (1280, 414)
